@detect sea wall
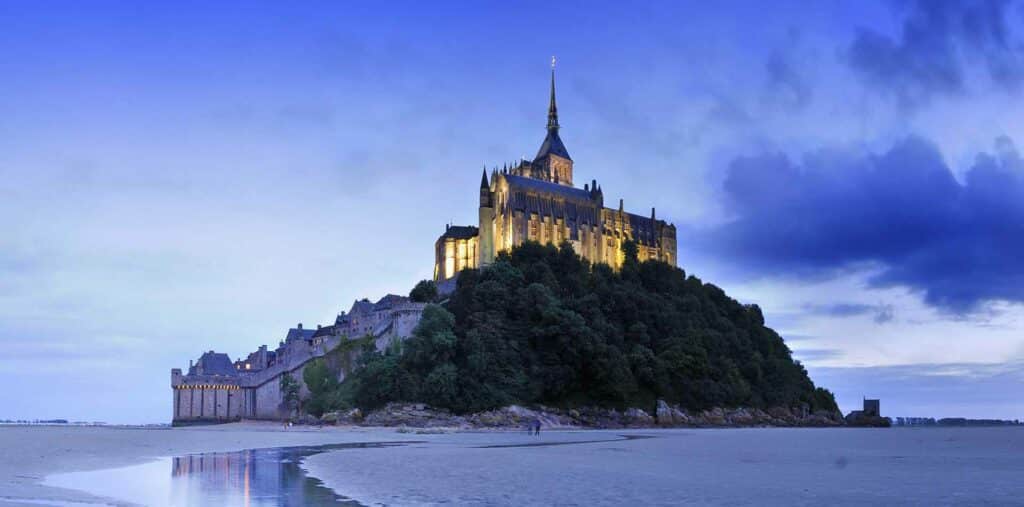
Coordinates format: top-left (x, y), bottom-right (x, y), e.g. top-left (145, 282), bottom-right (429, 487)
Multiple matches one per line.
top-left (171, 385), bottom-right (244, 423)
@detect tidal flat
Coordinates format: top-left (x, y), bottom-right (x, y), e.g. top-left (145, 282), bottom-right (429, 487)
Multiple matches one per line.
top-left (1, 424), bottom-right (1022, 506)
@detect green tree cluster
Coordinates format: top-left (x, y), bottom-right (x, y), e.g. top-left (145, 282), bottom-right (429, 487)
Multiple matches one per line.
top-left (336, 240), bottom-right (837, 415)
top-left (409, 280), bottom-right (439, 303)
top-left (279, 371), bottom-right (301, 417)
top-left (302, 358), bottom-right (348, 417)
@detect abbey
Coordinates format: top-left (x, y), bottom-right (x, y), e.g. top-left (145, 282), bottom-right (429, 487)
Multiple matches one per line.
top-left (434, 69), bottom-right (677, 281)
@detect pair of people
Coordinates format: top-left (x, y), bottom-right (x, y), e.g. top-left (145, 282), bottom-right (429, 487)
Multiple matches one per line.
top-left (529, 419), bottom-right (542, 435)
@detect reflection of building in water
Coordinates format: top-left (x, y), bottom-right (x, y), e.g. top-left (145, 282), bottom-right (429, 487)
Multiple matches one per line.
top-left (169, 448), bottom-right (343, 505)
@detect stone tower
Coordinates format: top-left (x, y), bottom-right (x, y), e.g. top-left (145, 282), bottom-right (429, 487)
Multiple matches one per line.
top-left (478, 168), bottom-right (495, 266)
top-left (533, 67), bottom-right (573, 186)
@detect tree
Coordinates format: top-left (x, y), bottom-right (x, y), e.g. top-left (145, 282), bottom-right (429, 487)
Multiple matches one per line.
top-left (328, 242), bottom-right (838, 415)
top-left (279, 372), bottom-right (301, 419)
top-left (303, 358), bottom-right (342, 417)
top-left (409, 280), bottom-right (439, 303)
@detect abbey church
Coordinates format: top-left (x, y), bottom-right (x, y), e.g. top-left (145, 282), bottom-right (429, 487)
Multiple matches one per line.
top-left (434, 68), bottom-right (678, 281)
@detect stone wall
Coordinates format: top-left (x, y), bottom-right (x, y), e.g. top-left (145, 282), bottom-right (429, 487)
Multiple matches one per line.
top-left (172, 298), bottom-right (425, 424)
top-left (171, 385), bottom-right (243, 423)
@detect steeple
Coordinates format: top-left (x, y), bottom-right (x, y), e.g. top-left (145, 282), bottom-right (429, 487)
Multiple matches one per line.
top-left (534, 56), bottom-right (572, 175)
top-left (547, 57), bottom-right (559, 132)
top-left (480, 168), bottom-right (489, 189)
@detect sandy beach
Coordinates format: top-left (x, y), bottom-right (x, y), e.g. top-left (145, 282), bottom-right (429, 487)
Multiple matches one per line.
top-left (3, 424), bottom-right (1023, 506)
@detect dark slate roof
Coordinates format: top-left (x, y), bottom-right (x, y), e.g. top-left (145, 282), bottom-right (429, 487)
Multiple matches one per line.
top-left (505, 174), bottom-right (591, 201)
top-left (375, 294), bottom-right (407, 307)
top-left (440, 225), bottom-right (479, 240)
top-left (193, 351), bottom-right (238, 376)
top-left (285, 327), bottom-right (316, 342)
top-left (349, 299), bottom-right (374, 315)
top-left (312, 325), bottom-right (335, 338)
top-left (534, 130), bottom-right (571, 161)
top-left (504, 175), bottom-right (600, 228)
top-left (626, 212), bottom-right (660, 246)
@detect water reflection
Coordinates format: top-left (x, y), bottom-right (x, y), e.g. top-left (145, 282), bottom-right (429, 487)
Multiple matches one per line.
top-left (167, 442), bottom-right (421, 506)
top-left (48, 442), bottom-right (418, 506)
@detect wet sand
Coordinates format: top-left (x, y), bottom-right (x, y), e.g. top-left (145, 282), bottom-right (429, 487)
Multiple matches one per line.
top-left (3, 424), bottom-right (1023, 506)
top-left (303, 427), bottom-right (1024, 505)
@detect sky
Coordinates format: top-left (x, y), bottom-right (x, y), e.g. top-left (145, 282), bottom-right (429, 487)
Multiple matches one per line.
top-left (1, 0), bottom-right (1023, 423)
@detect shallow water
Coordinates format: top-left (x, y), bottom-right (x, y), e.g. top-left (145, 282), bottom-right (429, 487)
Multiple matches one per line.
top-left (45, 442), bottom-right (415, 506)
top-left (43, 428), bottom-right (1024, 506)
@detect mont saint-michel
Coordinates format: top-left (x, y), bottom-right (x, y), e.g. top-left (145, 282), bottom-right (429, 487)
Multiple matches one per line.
top-left (164, 65), bottom-right (855, 437)
top-left (7, 3), bottom-right (1024, 505)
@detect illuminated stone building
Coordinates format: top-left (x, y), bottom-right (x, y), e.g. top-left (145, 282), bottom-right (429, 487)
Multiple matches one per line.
top-left (434, 67), bottom-right (677, 282)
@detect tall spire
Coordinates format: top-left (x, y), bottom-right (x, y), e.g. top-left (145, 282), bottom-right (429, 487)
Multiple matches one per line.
top-left (547, 55), bottom-right (559, 132)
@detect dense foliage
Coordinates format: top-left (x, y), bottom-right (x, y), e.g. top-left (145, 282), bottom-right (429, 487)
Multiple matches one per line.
top-left (279, 372), bottom-right (301, 415)
top-left (330, 241), bottom-right (837, 415)
top-left (409, 279), bottom-right (439, 303)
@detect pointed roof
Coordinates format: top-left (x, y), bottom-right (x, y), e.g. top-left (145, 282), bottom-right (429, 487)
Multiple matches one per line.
top-left (191, 351), bottom-right (237, 376)
top-left (285, 327), bottom-right (316, 342)
top-left (547, 67), bottom-right (559, 131)
top-left (480, 168), bottom-right (489, 189)
top-left (535, 130), bottom-right (571, 161)
top-left (535, 67), bottom-right (571, 161)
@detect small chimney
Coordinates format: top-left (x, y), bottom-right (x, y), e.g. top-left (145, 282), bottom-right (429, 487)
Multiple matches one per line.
top-left (297, 323), bottom-right (302, 330)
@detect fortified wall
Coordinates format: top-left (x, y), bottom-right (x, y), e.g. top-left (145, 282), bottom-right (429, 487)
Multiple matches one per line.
top-left (171, 294), bottom-right (425, 424)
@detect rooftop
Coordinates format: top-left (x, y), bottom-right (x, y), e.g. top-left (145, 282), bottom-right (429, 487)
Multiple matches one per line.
top-left (440, 225), bottom-right (479, 240)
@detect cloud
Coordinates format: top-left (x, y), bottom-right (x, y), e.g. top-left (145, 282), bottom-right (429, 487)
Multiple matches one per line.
top-left (791, 348), bottom-right (845, 363)
top-left (697, 136), bottom-right (1024, 313)
top-left (763, 28), bottom-right (813, 110)
top-left (764, 51), bottom-right (812, 109)
top-left (804, 302), bottom-right (895, 324)
top-left (846, 0), bottom-right (1024, 108)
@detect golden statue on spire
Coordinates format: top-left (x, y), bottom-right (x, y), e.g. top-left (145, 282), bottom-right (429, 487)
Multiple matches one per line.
top-left (551, 55), bottom-right (556, 69)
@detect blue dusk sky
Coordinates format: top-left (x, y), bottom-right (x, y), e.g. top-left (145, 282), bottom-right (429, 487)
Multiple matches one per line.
top-left (2, 1), bottom-right (1023, 423)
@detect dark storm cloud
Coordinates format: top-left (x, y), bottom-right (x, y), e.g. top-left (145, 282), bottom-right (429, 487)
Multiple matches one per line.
top-left (847, 0), bottom-right (1024, 107)
top-left (698, 136), bottom-right (1024, 313)
top-left (764, 51), bottom-right (812, 110)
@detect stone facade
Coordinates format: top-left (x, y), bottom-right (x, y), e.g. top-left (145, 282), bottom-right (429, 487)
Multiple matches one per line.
top-left (435, 68), bottom-right (677, 282)
top-left (171, 294), bottom-right (426, 424)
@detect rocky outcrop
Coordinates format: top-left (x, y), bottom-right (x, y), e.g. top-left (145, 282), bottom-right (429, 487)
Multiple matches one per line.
top-left (361, 403), bottom-right (465, 428)
top-left (466, 405), bottom-right (575, 429)
top-left (313, 401), bottom-right (848, 429)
